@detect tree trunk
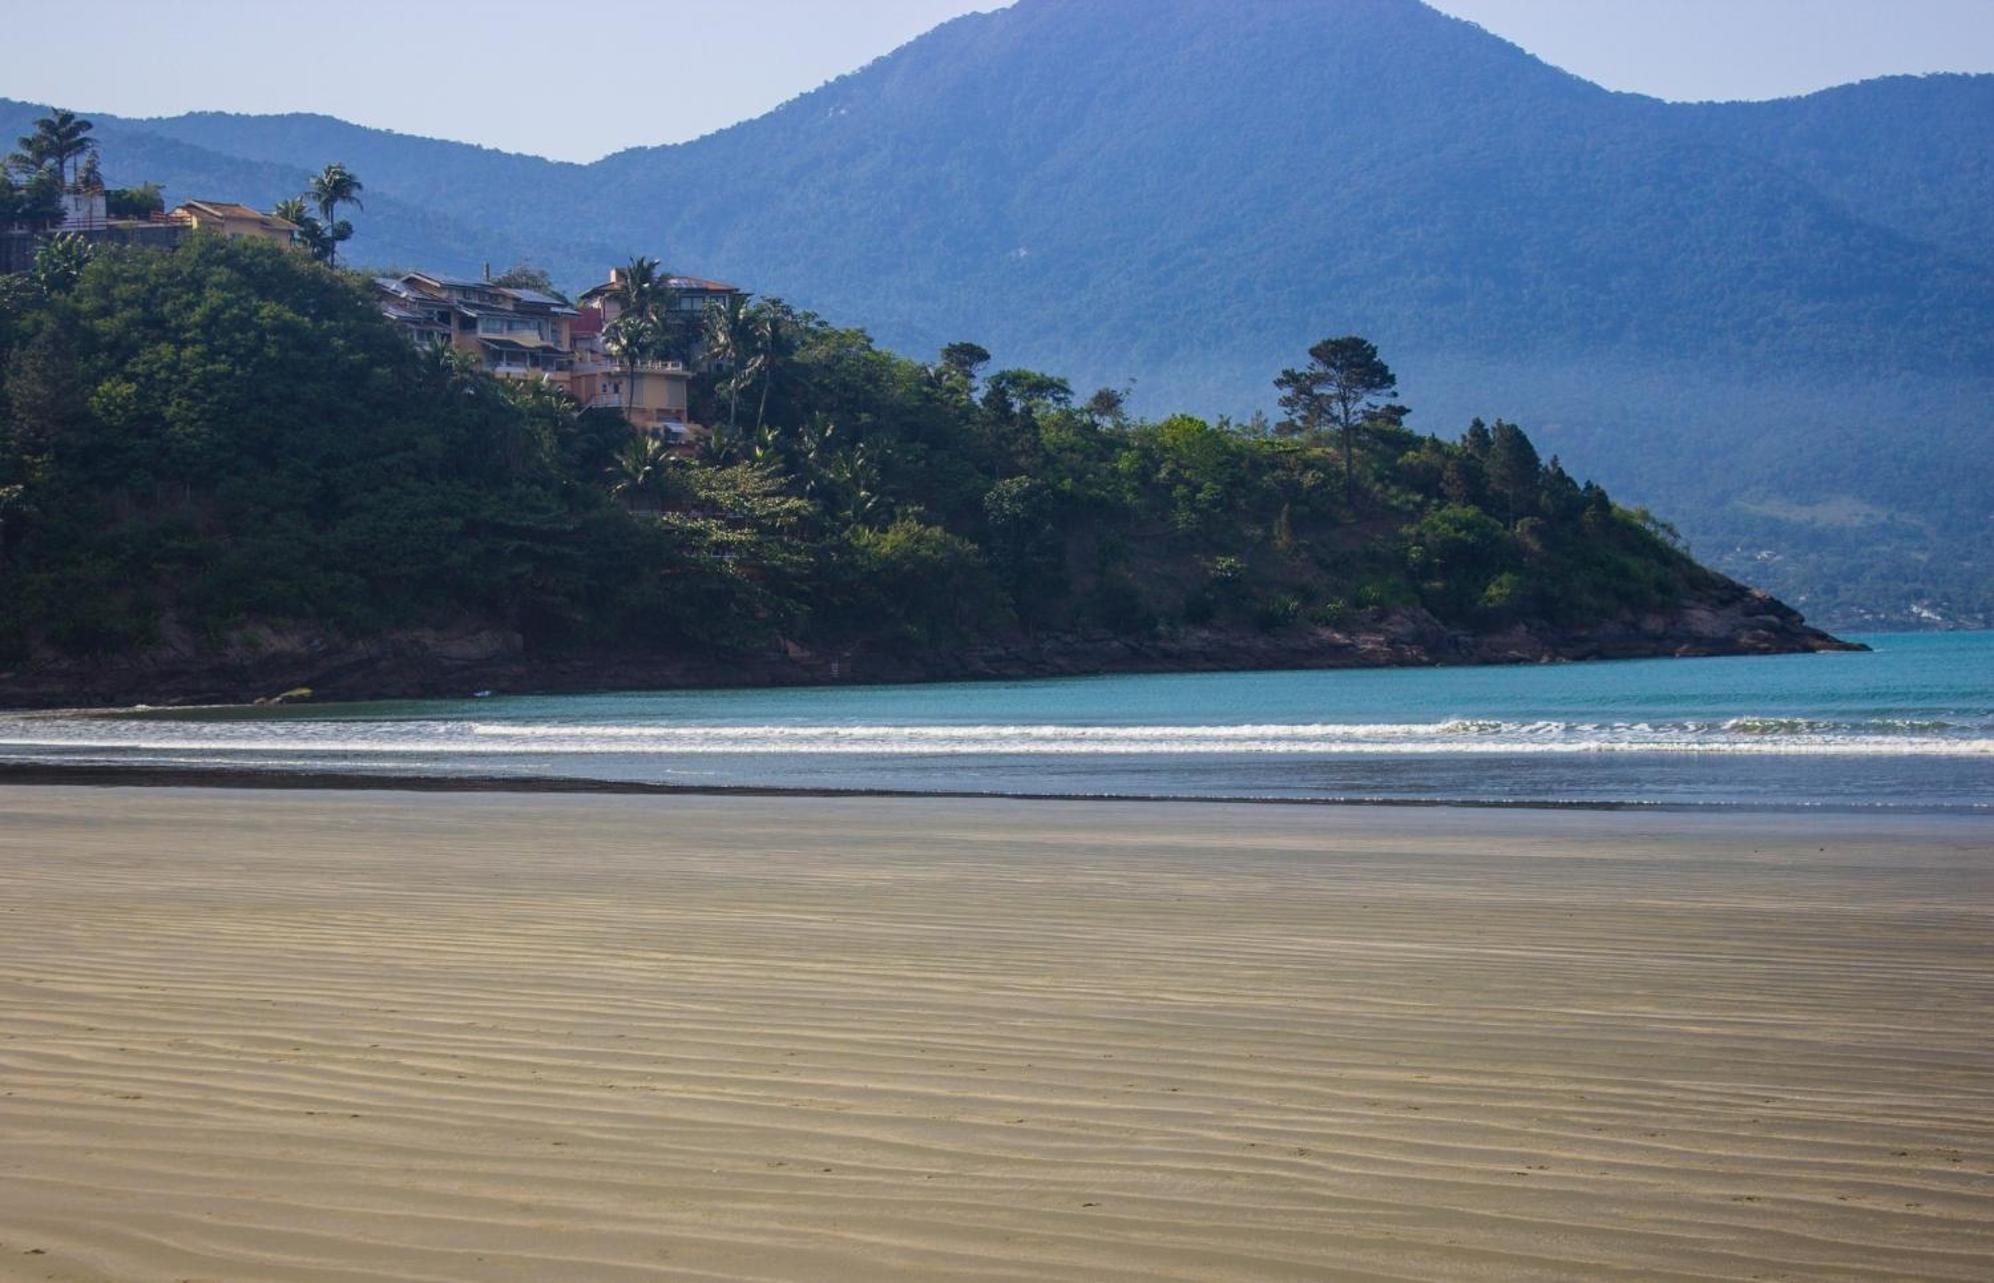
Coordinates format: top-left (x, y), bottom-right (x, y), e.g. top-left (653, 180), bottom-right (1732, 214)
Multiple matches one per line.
top-left (1342, 421), bottom-right (1355, 502)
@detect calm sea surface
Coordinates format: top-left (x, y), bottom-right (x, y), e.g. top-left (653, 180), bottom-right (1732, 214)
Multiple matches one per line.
top-left (3, 632), bottom-right (1989, 810)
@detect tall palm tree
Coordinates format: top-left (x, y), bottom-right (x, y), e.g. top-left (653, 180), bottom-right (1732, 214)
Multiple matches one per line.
top-left (417, 342), bottom-right (486, 395)
top-left (306, 163), bottom-right (364, 266)
top-left (9, 109), bottom-right (95, 187)
top-left (603, 313), bottom-right (661, 415)
top-left (609, 435), bottom-right (674, 511)
top-left (608, 255), bottom-right (662, 324)
top-left (748, 300), bottom-right (796, 434)
top-left (270, 196), bottom-right (324, 255)
top-left (703, 293), bottom-right (753, 433)
top-left (608, 255), bottom-right (693, 360)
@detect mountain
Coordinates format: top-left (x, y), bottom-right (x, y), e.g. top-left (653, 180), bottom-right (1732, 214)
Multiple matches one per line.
top-left (6, 0), bottom-right (1990, 627)
top-left (1673, 74), bottom-right (1994, 269)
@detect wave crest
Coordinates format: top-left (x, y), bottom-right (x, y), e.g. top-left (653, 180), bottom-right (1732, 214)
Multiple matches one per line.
top-left (1, 714), bottom-right (1988, 758)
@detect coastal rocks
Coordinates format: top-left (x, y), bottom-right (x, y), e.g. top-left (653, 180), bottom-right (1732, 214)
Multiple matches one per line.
top-left (0, 623), bottom-right (525, 710)
top-left (0, 581), bottom-right (1860, 710)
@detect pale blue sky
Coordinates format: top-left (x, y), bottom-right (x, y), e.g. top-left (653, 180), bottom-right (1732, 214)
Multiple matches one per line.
top-left (5, 0), bottom-right (1992, 162)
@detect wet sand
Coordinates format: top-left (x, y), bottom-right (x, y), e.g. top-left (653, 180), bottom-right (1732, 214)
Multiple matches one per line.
top-left (1, 787), bottom-right (1990, 1281)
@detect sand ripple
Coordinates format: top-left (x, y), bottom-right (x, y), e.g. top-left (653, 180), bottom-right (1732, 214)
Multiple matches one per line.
top-left (1, 792), bottom-right (1990, 1281)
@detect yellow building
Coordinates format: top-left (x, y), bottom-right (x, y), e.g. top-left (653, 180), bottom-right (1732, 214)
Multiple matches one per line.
top-left (573, 359), bottom-right (696, 445)
top-left (169, 201), bottom-right (299, 245)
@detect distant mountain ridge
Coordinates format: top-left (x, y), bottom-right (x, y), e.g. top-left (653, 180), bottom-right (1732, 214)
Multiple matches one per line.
top-left (5, 0), bottom-right (1990, 626)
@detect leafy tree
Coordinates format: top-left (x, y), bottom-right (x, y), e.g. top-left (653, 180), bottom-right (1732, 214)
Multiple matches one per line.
top-left (1484, 419), bottom-right (1543, 521)
top-left (937, 340), bottom-right (992, 388)
top-left (490, 263), bottom-right (558, 294)
top-left (1275, 336), bottom-right (1397, 497)
top-left (838, 518), bottom-right (998, 645)
top-left (8, 108), bottom-right (95, 188)
top-left (984, 368), bottom-right (1072, 413)
top-left (105, 183), bottom-right (165, 219)
top-left (982, 475), bottom-right (1066, 622)
top-left (0, 166), bottom-right (63, 229)
top-left (29, 234), bottom-right (91, 296)
top-left (1084, 386), bottom-right (1128, 424)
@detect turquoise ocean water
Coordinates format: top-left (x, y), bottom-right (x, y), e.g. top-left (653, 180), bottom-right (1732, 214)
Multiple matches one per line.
top-left (2, 632), bottom-right (1988, 810)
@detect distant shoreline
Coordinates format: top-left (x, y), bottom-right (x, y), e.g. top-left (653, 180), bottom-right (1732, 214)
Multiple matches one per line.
top-left (0, 602), bottom-right (1862, 713)
top-left (0, 760), bottom-right (1980, 815)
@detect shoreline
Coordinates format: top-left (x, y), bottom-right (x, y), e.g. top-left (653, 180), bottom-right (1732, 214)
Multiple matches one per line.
top-left (0, 759), bottom-right (1984, 814)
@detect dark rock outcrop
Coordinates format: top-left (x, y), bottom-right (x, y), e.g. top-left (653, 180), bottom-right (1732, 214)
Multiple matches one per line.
top-left (0, 579), bottom-right (1860, 711)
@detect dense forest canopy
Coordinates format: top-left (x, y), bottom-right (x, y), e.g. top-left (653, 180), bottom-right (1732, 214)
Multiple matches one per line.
top-left (0, 237), bottom-right (1730, 668)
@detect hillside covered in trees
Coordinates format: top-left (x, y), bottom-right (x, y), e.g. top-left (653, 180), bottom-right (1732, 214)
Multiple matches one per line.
top-left (0, 237), bottom-right (1845, 706)
top-left (9, 0), bottom-right (1988, 628)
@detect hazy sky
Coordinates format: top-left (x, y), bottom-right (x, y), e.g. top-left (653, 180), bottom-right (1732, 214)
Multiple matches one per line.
top-left (5, 0), bottom-right (1992, 162)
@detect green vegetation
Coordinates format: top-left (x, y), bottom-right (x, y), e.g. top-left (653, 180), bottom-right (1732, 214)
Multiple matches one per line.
top-left (104, 182), bottom-right (164, 219)
top-left (0, 237), bottom-right (1726, 667)
top-left (8, 108), bottom-right (97, 191)
top-left (274, 162), bottom-right (364, 265)
top-left (3, 108), bottom-right (97, 232)
top-left (0, 167), bottom-right (64, 228)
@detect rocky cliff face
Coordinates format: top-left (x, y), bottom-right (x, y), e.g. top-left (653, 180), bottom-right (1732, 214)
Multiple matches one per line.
top-left (0, 580), bottom-right (1858, 711)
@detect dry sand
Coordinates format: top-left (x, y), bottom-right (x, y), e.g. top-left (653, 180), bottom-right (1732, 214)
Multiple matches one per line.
top-left (0, 787), bottom-right (1990, 1281)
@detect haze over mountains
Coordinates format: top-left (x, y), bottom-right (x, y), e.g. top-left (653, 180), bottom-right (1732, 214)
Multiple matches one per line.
top-left (6, 0), bottom-right (1990, 627)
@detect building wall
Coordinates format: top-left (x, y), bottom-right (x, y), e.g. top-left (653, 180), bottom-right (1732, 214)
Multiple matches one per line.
top-left (180, 211), bottom-right (292, 245)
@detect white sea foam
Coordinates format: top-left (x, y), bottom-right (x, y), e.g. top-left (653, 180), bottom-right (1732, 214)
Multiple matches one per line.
top-left (1, 715), bottom-right (1989, 758)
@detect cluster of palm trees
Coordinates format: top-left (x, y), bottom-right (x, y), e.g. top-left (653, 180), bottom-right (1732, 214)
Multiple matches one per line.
top-left (272, 163), bottom-right (364, 266)
top-left (597, 255), bottom-right (799, 447)
top-left (700, 287), bottom-right (796, 449)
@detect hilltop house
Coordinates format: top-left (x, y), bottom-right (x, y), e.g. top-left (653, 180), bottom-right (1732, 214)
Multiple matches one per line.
top-left (375, 272), bottom-right (579, 384)
top-left (576, 270), bottom-right (741, 336)
top-left (1, 190), bottom-right (191, 274)
top-left (571, 269), bottom-right (744, 444)
top-left (374, 265), bottom-right (744, 450)
top-left (168, 201), bottom-right (299, 245)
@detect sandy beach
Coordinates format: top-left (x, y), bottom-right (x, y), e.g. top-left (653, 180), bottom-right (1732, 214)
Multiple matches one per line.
top-left (1, 787), bottom-right (1990, 1281)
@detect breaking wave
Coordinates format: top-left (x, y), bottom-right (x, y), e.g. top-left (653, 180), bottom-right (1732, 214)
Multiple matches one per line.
top-left (2, 714), bottom-right (1989, 758)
